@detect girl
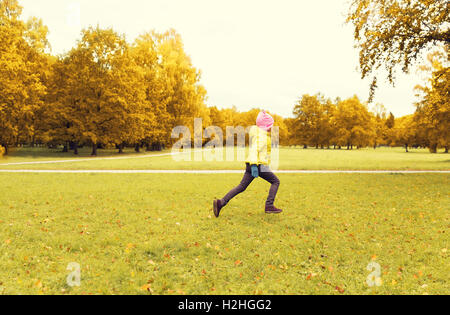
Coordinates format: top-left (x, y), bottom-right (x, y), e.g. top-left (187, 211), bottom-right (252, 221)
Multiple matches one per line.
top-left (213, 111), bottom-right (282, 217)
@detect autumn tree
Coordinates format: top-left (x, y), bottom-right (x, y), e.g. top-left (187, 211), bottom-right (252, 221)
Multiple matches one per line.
top-left (347, 0), bottom-right (450, 100)
top-left (23, 18), bottom-right (52, 146)
top-left (209, 106), bottom-right (244, 146)
top-left (154, 30), bottom-right (210, 142)
top-left (50, 27), bottom-right (149, 155)
top-left (392, 115), bottom-right (417, 152)
top-left (385, 112), bottom-right (395, 129)
top-left (333, 96), bottom-right (376, 149)
top-left (209, 106), bottom-right (225, 131)
top-left (283, 118), bottom-right (298, 146)
top-left (42, 57), bottom-right (81, 153)
top-left (383, 112), bottom-right (396, 144)
top-left (414, 51), bottom-right (449, 153)
top-left (370, 103), bottom-right (388, 148)
top-left (292, 94), bottom-right (335, 148)
top-left (0, 0), bottom-right (48, 154)
top-left (209, 106), bottom-right (233, 145)
top-left (132, 32), bottom-right (170, 151)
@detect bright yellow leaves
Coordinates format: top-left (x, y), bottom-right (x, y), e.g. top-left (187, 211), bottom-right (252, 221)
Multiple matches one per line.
top-left (1, 0), bottom-right (446, 156)
top-left (0, 1), bottom-right (210, 155)
top-left (347, 0), bottom-right (449, 101)
top-left (414, 52), bottom-right (449, 153)
top-left (292, 94), bottom-right (377, 149)
top-left (46, 28), bottom-right (211, 155)
top-left (48, 26), bottom-right (149, 155)
top-left (0, 0), bottom-right (48, 152)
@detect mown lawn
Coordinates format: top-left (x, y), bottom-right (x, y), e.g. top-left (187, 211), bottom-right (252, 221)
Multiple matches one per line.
top-left (0, 147), bottom-right (449, 170)
top-left (0, 173), bottom-right (448, 295)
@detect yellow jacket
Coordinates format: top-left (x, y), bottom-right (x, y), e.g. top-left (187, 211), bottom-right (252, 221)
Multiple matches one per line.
top-left (246, 126), bottom-right (271, 165)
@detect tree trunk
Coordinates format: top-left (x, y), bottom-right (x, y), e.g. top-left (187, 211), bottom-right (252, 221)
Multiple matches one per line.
top-left (405, 144), bottom-right (409, 153)
top-left (91, 143), bottom-right (97, 156)
top-left (444, 146), bottom-right (448, 153)
top-left (151, 142), bottom-right (162, 151)
top-left (62, 143), bottom-right (69, 153)
top-left (135, 144), bottom-right (140, 153)
top-left (429, 143), bottom-right (438, 154)
top-left (118, 143), bottom-right (124, 154)
top-left (73, 142), bottom-right (78, 155)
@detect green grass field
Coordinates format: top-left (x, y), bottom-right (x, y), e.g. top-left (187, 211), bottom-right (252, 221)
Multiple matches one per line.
top-left (0, 146), bottom-right (449, 170)
top-left (0, 148), bottom-right (448, 295)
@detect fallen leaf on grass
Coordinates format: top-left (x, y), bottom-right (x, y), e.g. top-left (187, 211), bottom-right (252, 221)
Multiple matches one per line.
top-left (267, 264), bottom-right (276, 270)
top-left (125, 243), bottom-right (136, 253)
top-left (141, 284), bottom-right (152, 293)
top-left (306, 273), bottom-right (317, 280)
top-left (335, 286), bottom-right (345, 294)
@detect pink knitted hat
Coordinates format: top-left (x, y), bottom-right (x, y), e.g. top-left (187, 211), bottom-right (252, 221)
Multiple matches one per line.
top-left (256, 110), bottom-right (274, 131)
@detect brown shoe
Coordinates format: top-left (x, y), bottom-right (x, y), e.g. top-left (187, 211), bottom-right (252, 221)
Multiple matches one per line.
top-left (265, 205), bottom-right (283, 214)
top-left (213, 199), bottom-right (223, 218)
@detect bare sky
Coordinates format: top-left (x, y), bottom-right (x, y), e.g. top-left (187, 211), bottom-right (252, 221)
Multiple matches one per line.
top-left (21, 0), bottom-right (425, 118)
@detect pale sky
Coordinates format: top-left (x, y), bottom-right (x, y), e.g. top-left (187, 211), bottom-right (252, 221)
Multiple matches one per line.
top-left (21, 0), bottom-right (425, 118)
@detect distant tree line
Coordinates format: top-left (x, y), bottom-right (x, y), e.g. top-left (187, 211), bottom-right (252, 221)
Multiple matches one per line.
top-left (0, 0), bottom-right (448, 157)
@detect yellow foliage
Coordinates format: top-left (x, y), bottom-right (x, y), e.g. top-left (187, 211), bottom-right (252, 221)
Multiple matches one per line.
top-left (0, 0), bottom-right (445, 155)
top-left (347, 0), bottom-right (449, 100)
top-left (414, 52), bottom-right (449, 152)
